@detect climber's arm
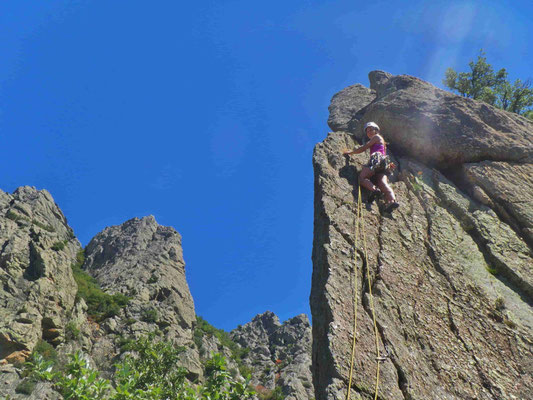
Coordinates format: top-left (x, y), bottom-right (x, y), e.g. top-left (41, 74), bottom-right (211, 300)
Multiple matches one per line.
top-left (343, 136), bottom-right (379, 155)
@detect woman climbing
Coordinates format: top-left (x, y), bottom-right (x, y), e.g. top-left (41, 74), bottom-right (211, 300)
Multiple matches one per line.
top-left (343, 121), bottom-right (400, 213)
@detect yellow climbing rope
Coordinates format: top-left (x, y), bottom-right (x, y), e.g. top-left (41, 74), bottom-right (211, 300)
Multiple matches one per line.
top-left (346, 186), bottom-right (362, 400)
top-left (346, 185), bottom-right (383, 400)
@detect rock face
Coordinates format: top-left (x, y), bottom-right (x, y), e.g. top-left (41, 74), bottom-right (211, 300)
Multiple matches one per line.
top-left (312, 72), bottom-right (533, 399)
top-left (0, 190), bottom-right (314, 398)
top-left (0, 187), bottom-right (80, 362)
top-left (231, 311), bottom-right (314, 400)
top-left (328, 84), bottom-right (376, 132)
top-left (83, 215), bottom-right (201, 377)
top-left (0, 187), bottom-right (81, 399)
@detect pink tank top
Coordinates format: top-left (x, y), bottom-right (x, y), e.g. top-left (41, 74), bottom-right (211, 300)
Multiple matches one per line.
top-left (370, 142), bottom-right (386, 155)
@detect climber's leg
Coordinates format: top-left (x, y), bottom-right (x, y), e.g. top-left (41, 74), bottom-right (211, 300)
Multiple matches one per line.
top-left (376, 173), bottom-right (399, 212)
top-left (375, 173), bottom-right (394, 203)
top-left (359, 167), bottom-right (377, 192)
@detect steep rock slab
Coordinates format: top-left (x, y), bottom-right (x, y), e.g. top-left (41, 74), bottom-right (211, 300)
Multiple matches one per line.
top-left (83, 216), bottom-right (200, 376)
top-left (344, 71), bottom-right (533, 167)
top-left (230, 311), bottom-right (314, 400)
top-left (0, 187), bottom-right (80, 363)
top-left (463, 161), bottom-right (533, 246)
top-left (311, 132), bottom-right (533, 400)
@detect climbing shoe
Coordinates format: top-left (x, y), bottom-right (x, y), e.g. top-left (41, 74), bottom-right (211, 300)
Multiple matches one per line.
top-left (384, 202), bottom-right (400, 213)
top-left (367, 189), bottom-right (382, 204)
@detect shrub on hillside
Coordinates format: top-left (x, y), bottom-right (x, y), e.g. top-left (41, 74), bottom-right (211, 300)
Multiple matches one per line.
top-left (21, 334), bottom-right (256, 399)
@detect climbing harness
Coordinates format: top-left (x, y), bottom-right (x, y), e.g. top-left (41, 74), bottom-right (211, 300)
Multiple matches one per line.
top-left (346, 185), bottom-right (385, 400)
top-left (367, 140), bottom-right (395, 175)
top-left (367, 152), bottom-right (394, 175)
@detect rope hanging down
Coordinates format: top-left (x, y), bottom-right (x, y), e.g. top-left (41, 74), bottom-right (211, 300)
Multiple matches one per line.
top-left (346, 185), bottom-right (383, 400)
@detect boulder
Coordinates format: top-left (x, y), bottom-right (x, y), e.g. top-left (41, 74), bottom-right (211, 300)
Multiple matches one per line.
top-left (328, 84), bottom-right (376, 132)
top-left (335, 71), bottom-right (533, 168)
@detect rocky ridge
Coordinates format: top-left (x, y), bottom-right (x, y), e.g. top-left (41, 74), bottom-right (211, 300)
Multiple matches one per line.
top-left (311, 71), bottom-right (533, 399)
top-left (0, 188), bottom-right (313, 399)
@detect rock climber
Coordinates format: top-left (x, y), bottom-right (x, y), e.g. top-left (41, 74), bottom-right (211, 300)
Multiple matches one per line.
top-left (343, 121), bottom-right (400, 213)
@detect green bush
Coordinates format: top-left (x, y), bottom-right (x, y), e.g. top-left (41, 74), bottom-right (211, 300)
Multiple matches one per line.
top-left (257, 386), bottom-right (284, 400)
top-left (15, 378), bottom-right (38, 395)
top-left (65, 321), bottom-right (80, 340)
top-left (32, 219), bottom-right (55, 232)
top-left (51, 240), bottom-right (67, 251)
top-left (6, 210), bottom-right (26, 222)
top-left (31, 340), bottom-right (57, 362)
top-left (195, 316), bottom-right (250, 363)
top-left (71, 249), bottom-right (129, 321)
top-left (58, 352), bottom-right (111, 399)
top-left (194, 316), bottom-right (255, 387)
top-left (22, 334), bottom-right (256, 400)
top-left (486, 265), bottom-right (499, 275)
top-left (141, 308), bottom-right (159, 323)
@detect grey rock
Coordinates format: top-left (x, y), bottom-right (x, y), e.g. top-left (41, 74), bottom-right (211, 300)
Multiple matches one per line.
top-left (328, 84), bottom-right (376, 132)
top-left (368, 70), bottom-right (393, 97)
top-left (0, 187), bottom-right (80, 362)
top-left (0, 187), bottom-right (81, 398)
top-left (344, 71), bottom-right (533, 168)
top-left (312, 73), bottom-right (533, 399)
top-left (231, 311), bottom-right (314, 400)
top-left (463, 161), bottom-right (533, 246)
top-left (83, 215), bottom-right (200, 377)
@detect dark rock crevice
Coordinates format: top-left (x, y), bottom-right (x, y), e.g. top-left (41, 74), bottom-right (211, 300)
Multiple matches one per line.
top-left (375, 215), bottom-right (411, 400)
top-left (446, 301), bottom-right (502, 399)
top-left (358, 232), bottom-right (409, 400)
top-left (429, 179), bottom-right (533, 305)
top-left (411, 188), bottom-right (457, 294)
top-left (441, 165), bottom-right (533, 249)
top-left (24, 241), bottom-right (45, 281)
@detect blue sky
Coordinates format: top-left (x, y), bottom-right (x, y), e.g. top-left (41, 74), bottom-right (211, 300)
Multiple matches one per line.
top-left (1, 0), bottom-right (532, 331)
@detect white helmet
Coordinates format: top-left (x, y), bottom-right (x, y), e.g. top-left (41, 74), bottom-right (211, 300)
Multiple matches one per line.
top-left (364, 121), bottom-right (380, 132)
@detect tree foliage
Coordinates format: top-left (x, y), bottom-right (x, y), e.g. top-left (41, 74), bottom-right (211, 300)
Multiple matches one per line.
top-left (443, 50), bottom-right (533, 118)
top-left (22, 334), bottom-right (256, 400)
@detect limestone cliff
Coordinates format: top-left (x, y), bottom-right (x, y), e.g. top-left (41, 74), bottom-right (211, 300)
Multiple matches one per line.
top-left (311, 72), bottom-right (533, 399)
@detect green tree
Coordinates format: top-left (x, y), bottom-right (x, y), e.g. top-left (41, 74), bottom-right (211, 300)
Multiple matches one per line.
top-left (443, 50), bottom-right (533, 118)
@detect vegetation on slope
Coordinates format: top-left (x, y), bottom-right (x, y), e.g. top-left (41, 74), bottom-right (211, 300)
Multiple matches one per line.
top-left (71, 250), bottom-right (129, 321)
top-left (19, 334), bottom-right (255, 400)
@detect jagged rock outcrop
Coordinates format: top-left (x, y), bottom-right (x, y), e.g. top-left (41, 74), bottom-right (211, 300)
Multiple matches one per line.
top-left (312, 72), bottom-right (533, 399)
top-left (83, 215), bottom-right (201, 377)
top-left (0, 187), bottom-right (82, 399)
top-left (328, 84), bottom-right (376, 132)
top-left (0, 187), bottom-right (81, 361)
top-left (231, 311), bottom-right (314, 400)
